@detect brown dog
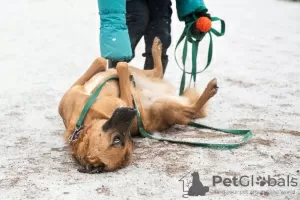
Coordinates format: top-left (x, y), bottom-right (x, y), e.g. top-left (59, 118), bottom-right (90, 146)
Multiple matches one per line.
top-left (58, 37), bottom-right (218, 173)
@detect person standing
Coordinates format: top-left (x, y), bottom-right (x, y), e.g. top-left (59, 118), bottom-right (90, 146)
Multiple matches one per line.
top-left (109, 0), bottom-right (172, 74)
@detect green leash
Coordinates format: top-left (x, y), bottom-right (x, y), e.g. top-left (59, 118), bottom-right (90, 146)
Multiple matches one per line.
top-left (70, 76), bottom-right (252, 149)
top-left (68, 76), bottom-right (120, 142)
top-left (133, 97), bottom-right (252, 150)
top-left (175, 14), bottom-right (225, 95)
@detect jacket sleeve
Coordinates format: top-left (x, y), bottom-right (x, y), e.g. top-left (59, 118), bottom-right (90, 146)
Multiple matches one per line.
top-left (176, 0), bottom-right (208, 21)
top-left (98, 0), bottom-right (132, 61)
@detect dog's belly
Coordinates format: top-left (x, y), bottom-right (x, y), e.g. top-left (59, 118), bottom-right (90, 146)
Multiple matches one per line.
top-left (132, 72), bottom-right (188, 107)
top-left (82, 69), bottom-right (189, 109)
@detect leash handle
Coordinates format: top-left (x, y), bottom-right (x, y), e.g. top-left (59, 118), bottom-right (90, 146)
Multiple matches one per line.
top-left (175, 16), bottom-right (225, 95)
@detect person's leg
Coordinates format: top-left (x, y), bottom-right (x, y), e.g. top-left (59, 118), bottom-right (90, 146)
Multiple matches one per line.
top-left (109, 0), bottom-right (149, 68)
top-left (143, 0), bottom-right (172, 74)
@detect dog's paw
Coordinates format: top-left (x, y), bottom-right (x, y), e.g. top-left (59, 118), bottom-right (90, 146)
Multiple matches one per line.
top-left (116, 62), bottom-right (133, 80)
top-left (152, 37), bottom-right (162, 57)
top-left (206, 78), bottom-right (218, 97)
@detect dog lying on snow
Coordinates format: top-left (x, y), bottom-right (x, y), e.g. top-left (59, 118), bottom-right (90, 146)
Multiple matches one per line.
top-left (58, 37), bottom-right (218, 173)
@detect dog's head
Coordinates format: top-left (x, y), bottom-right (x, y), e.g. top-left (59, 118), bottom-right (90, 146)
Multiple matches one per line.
top-left (81, 107), bottom-right (136, 172)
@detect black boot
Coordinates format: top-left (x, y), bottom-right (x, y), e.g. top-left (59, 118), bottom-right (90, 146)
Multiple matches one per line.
top-left (108, 59), bottom-right (119, 68)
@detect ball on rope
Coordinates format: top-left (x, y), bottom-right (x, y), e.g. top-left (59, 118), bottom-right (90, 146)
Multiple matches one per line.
top-left (196, 16), bottom-right (212, 33)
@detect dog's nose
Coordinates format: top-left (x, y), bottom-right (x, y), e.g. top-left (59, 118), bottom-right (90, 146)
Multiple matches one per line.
top-left (126, 107), bottom-right (136, 115)
top-left (117, 107), bottom-right (135, 111)
top-left (115, 107), bottom-right (136, 117)
top-left (102, 107), bottom-right (137, 133)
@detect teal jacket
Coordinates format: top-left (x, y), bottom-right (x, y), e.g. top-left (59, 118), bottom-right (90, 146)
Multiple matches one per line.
top-left (98, 0), bottom-right (132, 61)
top-left (98, 0), bottom-right (207, 61)
top-left (176, 0), bottom-right (207, 21)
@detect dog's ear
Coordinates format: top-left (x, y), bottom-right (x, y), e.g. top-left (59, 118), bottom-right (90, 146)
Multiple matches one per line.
top-left (102, 117), bottom-right (112, 132)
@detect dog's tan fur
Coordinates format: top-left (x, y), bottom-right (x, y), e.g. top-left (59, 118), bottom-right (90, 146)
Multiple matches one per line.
top-left (58, 38), bottom-right (218, 173)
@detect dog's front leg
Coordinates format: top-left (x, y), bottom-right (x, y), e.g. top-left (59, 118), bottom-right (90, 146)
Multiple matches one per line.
top-left (116, 62), bottom-right (133, 107)
top-left (72, 57), bottom-right (107, 87)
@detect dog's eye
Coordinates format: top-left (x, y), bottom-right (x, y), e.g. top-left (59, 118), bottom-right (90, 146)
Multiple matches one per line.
top-left (113, 136), bottom-right (121, 145)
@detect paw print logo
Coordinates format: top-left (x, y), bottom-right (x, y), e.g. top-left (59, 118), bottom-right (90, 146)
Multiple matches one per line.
top-left (256, 176), bottom-right (267, 186)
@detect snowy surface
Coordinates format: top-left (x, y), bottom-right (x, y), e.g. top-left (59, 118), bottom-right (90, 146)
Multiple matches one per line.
top-left (0, 0), bottom-right (299, 199)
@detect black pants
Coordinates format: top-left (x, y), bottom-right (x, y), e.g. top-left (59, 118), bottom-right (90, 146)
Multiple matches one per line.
top-left (110, 0), bottom-right (172, 74)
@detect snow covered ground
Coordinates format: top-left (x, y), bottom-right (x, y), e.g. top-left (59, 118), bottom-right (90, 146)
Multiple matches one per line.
top-left (0, 0), bottom-right (299, 199)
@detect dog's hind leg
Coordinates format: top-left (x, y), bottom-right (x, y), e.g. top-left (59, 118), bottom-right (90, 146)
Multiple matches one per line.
top-left (182, 88), bottom-right (208, 118)
top-left (150, 37), bottom-right (163, 79)
top-left (116, 62), bottom-right (133, 107)
top-left (145, 99), bottom-right (196, 132)
top-left (136, 37), bottom-right (163, 79)
top-left (72, 57), bottom-right (107, 87)
top-left (147, 79), bottom-right (218, 130)
top-left (193, 79), bottom-right (218, 112)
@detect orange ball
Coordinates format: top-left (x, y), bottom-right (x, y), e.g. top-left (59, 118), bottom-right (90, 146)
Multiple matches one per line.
top-left (196, 17), bottom-right (212, 32)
